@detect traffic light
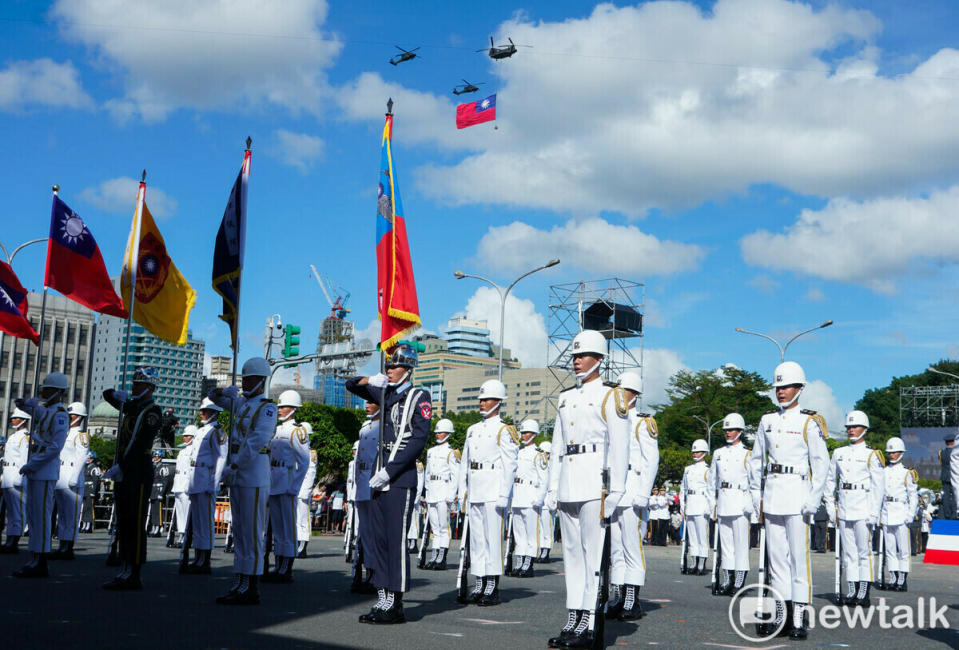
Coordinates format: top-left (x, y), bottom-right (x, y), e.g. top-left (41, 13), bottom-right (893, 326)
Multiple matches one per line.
top-left (283, 324), bottom-right (301, 358)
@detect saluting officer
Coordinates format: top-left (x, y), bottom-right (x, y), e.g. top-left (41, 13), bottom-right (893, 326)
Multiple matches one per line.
top-left (708, 414), bottom-right (752, 595)
top-left (264, 390), bottom-right (311, 583)
top-left (535, 440), bottom-right (555, 563)
top-left (681, 439), bottom-right (712, 576)
top-left (345, 343), bottom-right (432, 624)
top-left (296, 445), bottom-right (318, 558)
top-left (458, 378), bottom-right (519, 606)
top-left (546, 330), bottom-right (630, 649)
top-left (170, 425), bottom-right (196, 548)
top-left (13, 372), bottom-right (70, 578)
top-left (748, 361), bottom-right (829, 640)
top-left (209, 357), bottom-right (277, 605)
top-left (184, 398), bottom-right (227, 574)
top-left (50, 402), bottom-right (90, 560)
top-left (101, 367), bottom-right (162, 589)
top-left (1, 407), bottom-right (31, 553)
top-left (423, 418), bottom-right (460, 570)
top-left (510, 419), bottom-right (547, 578)
top-left (608, 371), bottom-right (658, 620)
top-left (881, 437), bottom-right (918, 592)
top-left (824, 410), bottom-right (884, 606)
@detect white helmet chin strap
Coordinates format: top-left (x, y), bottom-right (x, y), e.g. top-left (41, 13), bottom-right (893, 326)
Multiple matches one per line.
top-left (242, 377), bottom-right (265, 398)
top-left (388, 370), bottom-right (411, 387)
top-left (479, 402), bottom-right (501, 418)
top-left (202, 415), bottom-right (217, 426)
top-left (889, 455), bottom-right (902, 464)
top-left (627, 396), bottom-right (637, 409)
top-left (43, 389), bottom-right (63, 407)
top-left (775, 384), bottom-right (804, 410)
top-left (848, 429), bottom-right (867, 443)
top-left (725, 430), bottom-right (742, 444)
top-left (279, 409), bottom-right (296, 423)
top-left (575, 357), bottom-right (602, 382)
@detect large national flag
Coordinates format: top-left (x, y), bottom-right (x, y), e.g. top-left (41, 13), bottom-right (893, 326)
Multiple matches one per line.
top-left (0, 261), bottom-right (39, 345)
top-left (376, 111), bottom-right (421, 349)
top-left (924, 519), bottom-right (959, 565)
top-left (121, 181), bottom-right (196, 345)
top-left (456, 94), bottom-right (496, 129)
top-left (212, 148), bottom-right (250, 351)
top-left (45, 195), bottom-right (127, 318)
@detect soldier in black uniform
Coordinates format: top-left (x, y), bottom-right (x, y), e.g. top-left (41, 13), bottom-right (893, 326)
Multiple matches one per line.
top-left (101, 366), bottom-right (162, 590)
top-left (939, 434), bottom-right (956, 520)
top-left (159, 408), bottom-right (178, 449)
top-left (80, 454), bottom-right (101, 533)
top-left (148, 452), bottom-right (173, 536)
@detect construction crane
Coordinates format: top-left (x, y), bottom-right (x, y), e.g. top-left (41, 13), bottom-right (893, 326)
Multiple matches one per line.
top-left (309, 264), bottom-right (351, 320)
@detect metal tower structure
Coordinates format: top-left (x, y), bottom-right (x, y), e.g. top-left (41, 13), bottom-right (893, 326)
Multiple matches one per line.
top-left (546, 279), bottom-right (645, 423)
top-left (900, 384), bottom-right (959, 428)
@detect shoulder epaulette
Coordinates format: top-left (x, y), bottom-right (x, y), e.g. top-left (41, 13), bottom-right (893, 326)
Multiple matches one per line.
top-left (801, 409), bottom-right (818, 415)
top-left (766, 409), bottom-right (779, 415)
top-left (601, 386), bottom-right (629, 421)
top-left (603, 380), bottom-right (618, 388)
top-left (559, 385), bottom-right (577, 394)
top-left (497, 424), bottom-right (520, 446)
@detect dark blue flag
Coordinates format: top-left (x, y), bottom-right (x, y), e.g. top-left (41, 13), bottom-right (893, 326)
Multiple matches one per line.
top-left (212, 150), bottom-right (250, 350)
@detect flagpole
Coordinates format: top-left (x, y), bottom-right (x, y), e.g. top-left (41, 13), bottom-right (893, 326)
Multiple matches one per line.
top-left (376, 101), bottom-right (393, 476)
top-left (226, 138), bottom-right (250, 477)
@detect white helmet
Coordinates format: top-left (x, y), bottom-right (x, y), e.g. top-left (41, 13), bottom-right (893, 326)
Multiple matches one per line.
top-left (67, 402), bottom-right (88, 418)
top-left (41, 372), bottom-right (69, 390)
top-left (539, 440), bottom-right (552, 453)
top-left (691, 439), bottom-right (708, 454)
top-left (278, 390), bottom-right (302, 408)
top-left (241, 357), bottom-right (271, 378)
top-left (434, 418), bottom-right (455, 435)
top-left (571, 330), bottom-right (606, 357)
top-left (618, 371), bottom-right (642, 394)
top-left (478, 379), bottom-right (507, 401)
top-left (519, 419), bottom-right (540, 435)
top-left (10, 408), bottom-right (30, 421)
top-left (182, 424), bottom-right (197, 438)
top-left (198, 397), bottom-right (223, 412)
top-left (844, 410), bottom-right (870, 429)
top-left (885, 437), bottom-right (905, 454)
top-left (352, 440), bottom-right (359, 451)
top-left (772, 361), bottom-right (806, 387)
top-left (722, 413), bottom-right (745, 430)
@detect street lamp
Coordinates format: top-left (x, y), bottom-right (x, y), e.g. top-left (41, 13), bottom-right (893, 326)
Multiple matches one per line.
top-left (453, 258), bottom-right (560, 380)
top-left (929, 367), bottom-right (959, 382)
top-left (735, 320), bottom-right (833, 361)
top-left (0, 237), bottom-right (47, 266)
top-left (692, 415), bottom-right (725, 452)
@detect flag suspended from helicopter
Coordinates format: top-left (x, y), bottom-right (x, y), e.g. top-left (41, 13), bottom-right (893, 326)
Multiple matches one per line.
top-left (456, 94), bottom-right (497, 129)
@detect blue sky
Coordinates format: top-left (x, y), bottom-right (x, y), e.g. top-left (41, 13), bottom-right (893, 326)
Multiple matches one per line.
top-left (2, 0), bottom-right (958, 428)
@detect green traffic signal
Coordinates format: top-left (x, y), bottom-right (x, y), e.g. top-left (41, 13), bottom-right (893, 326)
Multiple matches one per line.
top-left (283, 324), bottom-right (301, 358)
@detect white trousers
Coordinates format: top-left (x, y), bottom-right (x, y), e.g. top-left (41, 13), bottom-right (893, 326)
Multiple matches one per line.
top-left (190, 492), bottom-right (216, 550)
top-left (54, 486), bottom-right (83, 542)
top-left (296, 497), bottom-right (312, 543)
top-left (468, 501), bottom-right (503, 576)
top-left (883, 524), bottom-right (911, 574)
top-left (611, 504), bottom-right (646, 585)
top-left (719, 514), bottom-right (750, 571)
top-left (173, 492), bottom-right (190, 534)
top-left (3, 486), bottom-right (26, 535)
top-left (686, 514), bottom-right (708, 557)
top-left (408, 506), bottom-right (420, 541)
top-left (559, 499), bottom-right (604, 610)
top-left (765, 514), bottom-right (811, 604)
top-left (839, 519), bottom-right (872, 582)
top-left (230, 486), bottom-right (266, 575)
top-left (427, 501), bottom-right (450, 549)
top-left (27, 479), bottom-right (54, 553)
top-left (538, 507), bottom-right (553, 549)
top-left (269, 494), bottom-right (297, 558)
top-left (511, 506), bottom-right (539, 557)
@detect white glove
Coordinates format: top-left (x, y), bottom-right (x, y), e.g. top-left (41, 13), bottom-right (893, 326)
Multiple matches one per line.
top-left (800, 500), bottom-right (818, 517)
top-left (604, 491), bottom-right (624, 514)
top-left (752, 496), bottom-right (761, 517)
top-left (369, 468), bottom-right (390, 490)
top-left (495, 496), bottom-right (510, 515)
top-left (546, 492), bottom-right (558, 513)
top-left (634, 495), bottom-right (649, 508)
top-left (368, 373), bottom-right (388, 388)
top-left (104, 465), bottom-right (124, 481)
top-left (868, 515), bottom-right (878, 527)
top-left (222, 386), bottom-right (239, 400)
top-left (110, 390), bottom-right (130, 404)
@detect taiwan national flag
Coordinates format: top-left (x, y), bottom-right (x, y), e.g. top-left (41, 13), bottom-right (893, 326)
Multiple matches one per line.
top-left (0, 261), bottom-right (39, 345)
top-left (456, 94), bottom-right (496, 129)
top-left (45, 195), bottom-right (128, 318)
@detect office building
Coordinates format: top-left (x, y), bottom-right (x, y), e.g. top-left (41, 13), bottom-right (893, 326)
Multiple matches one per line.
top-left (443, 366), bottom-right (566, 425)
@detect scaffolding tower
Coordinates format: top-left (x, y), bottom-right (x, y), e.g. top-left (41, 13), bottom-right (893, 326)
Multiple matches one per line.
top-left (900, 384), bottom-right (959, 428)
top-left (546, 279), bottom-right (645, 424)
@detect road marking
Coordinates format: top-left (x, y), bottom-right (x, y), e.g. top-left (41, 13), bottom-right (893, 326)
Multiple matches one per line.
top-left (462, 618), bottom-right (525, 625)
top-left (702, 643), bottom-right (788, 649)
top-left (643, 598), bottom-right (671, 603)
top-left (430, 632), bottom-right (465, 638)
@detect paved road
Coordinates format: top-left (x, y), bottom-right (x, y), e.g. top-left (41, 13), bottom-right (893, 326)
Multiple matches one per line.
top-left (0, 533), bottom-right (956, 649)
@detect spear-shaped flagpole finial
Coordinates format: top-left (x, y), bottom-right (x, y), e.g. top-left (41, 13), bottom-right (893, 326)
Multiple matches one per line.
top-left (141, 169), bottom-right (147, 183)
top-left (246, 136), bottom-right (252, 151)
top-left (52, 184), bottom-right (60, 194)
top-left (387, 97), bottom-right (393, 116)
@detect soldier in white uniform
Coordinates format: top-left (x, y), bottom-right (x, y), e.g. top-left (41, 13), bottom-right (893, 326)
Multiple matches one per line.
top-left (264, 390), bottom-right (311, 583)
top-left (184, 398), bottom-right (226, 574)
top-left (824, 410), bottom-right (884, 606)
top-left (535, 440), bottom-right (554, 563)
top-left (50, 402), bottom-right (90, 560)
top-left (13, 372), bottom-right (70, 578)
top-left (423, 418), bottom-right (459, 570)
top-left (607, 371), bottom-right (659, 621)
top-left (708, 413), bottom-right (752, 595)
top-left (458, 378), bottom-right (519, 606)
top-left (170, 425), bottom-right (196, 548)
top-left (509, 419), bottom-right (548, 578)
top-left (748, 361), bottom-right (829, 640)
top-left (407, 461), bottom-right (425, 553)
top-left (881, 437), bottom-right (918, 593)
top-left (0, 407), bottom-right (31, 553)
top-left (951, 434), bottom-right (959, 517)
top-left (209, 357), bottom-right (277, 605)
top-left (296, 446), bottom-right (317, 558)
top-left (681, 439), bottom-right (713, 576)
top-left (546, 330), bottom-right (629, 649)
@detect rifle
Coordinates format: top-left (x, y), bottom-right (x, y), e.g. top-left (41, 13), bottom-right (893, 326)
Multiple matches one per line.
top-left (350, 531), bottom-right (366, 591)
top-left (753, 522), bottom-right (769, 636)
top-left (343, 503), bottom-right (355, 562)
top-left (874, 524), bottom-right (886, 589)
top-left (591, 467), bottom-right (612, 650)
top-left (105, 499), bottom-right (120, 566)
top-left (833, 505), bottom-right (842, 604)
top-left (178, 508), bottom-right (194, 572)
top-left (455, 506), bottom-right (472, 603)
top-left (710, 508), bottom-right (721, 594)
top-left (679, 515), bottom-right (688, 574)
top-left (503, 499), bottom-right (516, 575)
top-left (417, 504), bottom-right (432, 568)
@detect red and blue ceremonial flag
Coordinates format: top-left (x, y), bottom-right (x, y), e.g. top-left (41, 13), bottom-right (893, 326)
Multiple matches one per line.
top-left (924, 519), bottom-right (959, 565)
top-left (0, 261), bottom-right (39, 345)
top-left (45, 195), bottom-right (127, 318)
top-left (376, 109), bottom-right (421, 349)
top-left (456, 94), bottom-right (496, 129)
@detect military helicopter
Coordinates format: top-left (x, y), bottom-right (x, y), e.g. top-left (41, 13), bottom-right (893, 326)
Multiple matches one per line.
top-left (452, 79), bottom-right (485, 95)
top-left (478, 36), bottom-right (531, 60)
top-left (389, 46), bottom-right (421, 66)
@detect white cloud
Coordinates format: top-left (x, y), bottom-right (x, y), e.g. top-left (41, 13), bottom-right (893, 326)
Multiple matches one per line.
top-left (748, 274), bottom-right (780, 295)
top-left (273, 129), bottom-right (324, 172)
top-left (0, 59), bottom-right (93, 112)
top-left (463, 287), bottom-right (547, 368)
top-left (474, 217), bottom-right (705, 276)
top-left (804, 288), bottom-right (826, 302)
top-left (407, 1), bottom-right (959, 216)
top-left (53, 0), bottom-right (341, 122)
top-left (79, 177), bottom-right (178, 219)
top-left (640, 347), bottom-right (690, 410)
top-left (741, 185), bottom-right (959, 293)
top-left (800, 379), bottom-right (845, 437)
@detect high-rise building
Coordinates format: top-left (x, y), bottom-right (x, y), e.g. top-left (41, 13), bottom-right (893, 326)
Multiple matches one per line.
top-left (207, 354), bottom-right (232, 387)
top-left (0, 291), bottom-right (96, 433)
top-left (313, 316), bottom-right (366, 408)
top-left (442, 366), bottom-right (570, 426)
top-left (444, 317), bottom-right (494, 358)
top-left (416, 350), bottom-right (520, 413)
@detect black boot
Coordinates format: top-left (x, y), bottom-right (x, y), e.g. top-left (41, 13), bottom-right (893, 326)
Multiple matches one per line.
top-left (467, 577), bottom-right (485, 604)
top-left (605, 584), bottom-right (624, 619)
top-left (776, 601), bottom-right (793, 637)
top-left (13, 554), bottom-right (49, 578)
top-left (0, 535), bottom-right (20, 554)
top-left (478, 576), bottom-right (500, 606)
top-left (187, 549), bottom-right (212, 574)
top-left (217, 574), bottom-right (259, 605)
top-left (559, 610), bottom-right (594, 648)
top-left (549, 610), bottom-right (582, 647)
top-left (224, 534), bottom-right (234, 554)
top-left (543, 548), bottom-right (551, 563)
top-left (106, 538), bottom-right (120, 566)
top-left (102, 564), bottom-right (143, 590)
top-left (788, 603), bottom-right (809, 640)
top-left (370, 590), bottom-right (406, 624)
top-left (433, 548), bottom-right (448, 571)
top-left (897, 574), bottom-right (908, 592)
top-left (297, 541), bottom-right (308, 558)
top-left (618, 584), bottom-right (644, 620)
